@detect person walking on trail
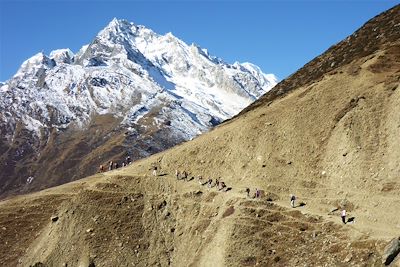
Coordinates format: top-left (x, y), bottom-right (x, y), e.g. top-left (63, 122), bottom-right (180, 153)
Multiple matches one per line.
top-left (152, 166), bottom-right (157, 176)
top-left (341, 209), bottom-right (346, 224)
top-left (108, 161), bottom-right (113, 171)
top-left (198, 176), bottom-right (203, 185)
top-left (175, 170), bottom-right (180, 180)
top-left (201, 177), bottom-right (208, 186)
top-left (99, 165), bottom-right (104, 173)
top-left (255, 188), bottom-right (260, 198)
top-left (219, 182), bottom-right (226, 191)
top-left (182, 171), bottom-right (188, 181)
top-left (290, 194), bottom-right (296, 208)
top-left (246, 188), bottom-right (250, 198)
top-left (207, 179), bottom-right (213, 188)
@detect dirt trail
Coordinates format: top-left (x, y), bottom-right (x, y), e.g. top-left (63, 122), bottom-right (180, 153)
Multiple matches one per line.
top-left (196, 213), bottom-right (232, 266)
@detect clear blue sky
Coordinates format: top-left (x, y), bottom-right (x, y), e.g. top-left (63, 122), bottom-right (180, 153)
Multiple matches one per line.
top-left (0, 0), bottom-right (398, 82)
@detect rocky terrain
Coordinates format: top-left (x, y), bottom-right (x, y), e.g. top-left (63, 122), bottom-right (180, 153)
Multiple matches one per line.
top-left (0, 19), bottom-right (276, 198)
top-left (0, 4), bottom-right (399, 267)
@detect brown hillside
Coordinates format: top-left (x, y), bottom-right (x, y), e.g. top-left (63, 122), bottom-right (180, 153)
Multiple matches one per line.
top-left (0, 4), bottom-right (399, 267)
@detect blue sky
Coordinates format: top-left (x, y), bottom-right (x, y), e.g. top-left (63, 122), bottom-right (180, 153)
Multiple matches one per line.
top-left (0, 1), bottom-right (398, 82)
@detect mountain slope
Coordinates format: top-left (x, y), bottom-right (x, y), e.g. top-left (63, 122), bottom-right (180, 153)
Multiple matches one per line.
top-left (0, 4), bottom-right (399, 267)
top-left (0, 19), bottom-right (277, 198)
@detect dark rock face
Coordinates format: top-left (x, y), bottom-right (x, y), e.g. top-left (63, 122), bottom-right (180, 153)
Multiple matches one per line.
top-left (0, 114), bottom-right (185, 198)
top-left (382, 237), bottom-right (400, 265)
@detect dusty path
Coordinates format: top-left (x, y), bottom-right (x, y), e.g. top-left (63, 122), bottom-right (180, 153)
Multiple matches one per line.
top-left (196, 217), bottom-right (232, 267)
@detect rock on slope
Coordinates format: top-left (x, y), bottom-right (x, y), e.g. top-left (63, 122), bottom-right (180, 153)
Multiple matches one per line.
top-left (0, 4), bottom-right (399, 267)
top-left (0, 19), bottom-right (277, 198)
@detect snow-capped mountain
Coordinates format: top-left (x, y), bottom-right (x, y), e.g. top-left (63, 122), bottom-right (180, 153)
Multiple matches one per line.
top-left (0, 18), bottom-right (277, 197)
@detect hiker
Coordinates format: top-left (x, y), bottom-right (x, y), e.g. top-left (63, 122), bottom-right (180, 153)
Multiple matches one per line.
top-left (122, 162), bottom-right (126, 167)
top-left (108, 161), bottom-right (113, 171)
top-left (126, 156), bottom-right (132, 165)
top-left (99, 165), bottom-right (104, 173)
top-left (290, 194), bottom-right (296, 208)
top-left (198, 176), bottom-right (203, 185)
top-left (341, 209), bottom-right (346, 224)
top-left (152, 166), bottom-right (157, 176)
top-left (245, 188), bottom-right (250, 198)
top-left (255, 188), bottom-right (260, 198)
top-left (114, 162), bottom-right (119, 169)
top-left (215, 178), bottom-right (220, 189)
top-left (220, 182), bottom-right (226, 191)
top-left (175, 170), bottom-right (180, 180)
top-left (182, 171), bottom-right (188, 181)
top-left (207, 178), bottom-right (213, 188)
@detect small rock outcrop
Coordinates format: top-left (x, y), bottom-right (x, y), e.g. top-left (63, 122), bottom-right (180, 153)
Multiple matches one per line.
top-left (382, 237), bottom-right (400, 265)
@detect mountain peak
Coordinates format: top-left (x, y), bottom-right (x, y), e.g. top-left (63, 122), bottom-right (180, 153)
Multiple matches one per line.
top-left (49, 49), bottom-right (74, 64)
top-left (14, 52), bottom-right (55, 78)
top-left (95, 18), bottom-right (138, 45)
top-left (102, 18), bottom-right (139, 35)
top-left (25, 52), bottom-right (47, 63)
top-left (109, 17), bottom-right (119, 25)
top-left (107, 17), bottom-right (133, 29)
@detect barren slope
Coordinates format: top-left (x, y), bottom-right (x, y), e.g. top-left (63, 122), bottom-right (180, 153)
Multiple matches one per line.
top-left (0, 4), bottom-right (399, 267)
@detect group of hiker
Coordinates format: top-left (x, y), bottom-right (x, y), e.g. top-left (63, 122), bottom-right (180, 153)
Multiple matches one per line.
top-left (245, 187), bottom-right (262, 199)
top-left (173, 170), bottom-right (230, 192)
top-left (150, 167), bottom-right (231, 192)
top-left (150, 165), bottom-right (350, 225)
top-left (99, 156), bottom-right (351, 225)
top-left (98, 156), bottom-right (132, 173)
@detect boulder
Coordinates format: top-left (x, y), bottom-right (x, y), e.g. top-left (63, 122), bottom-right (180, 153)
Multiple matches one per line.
top-left (382, 237), bottom-right (400, 265)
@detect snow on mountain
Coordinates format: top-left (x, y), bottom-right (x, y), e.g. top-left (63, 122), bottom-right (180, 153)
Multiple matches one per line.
top-left (49, 49), bottom-right (74, 64)
top-left (0, 18), bottom-right (277, 142)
